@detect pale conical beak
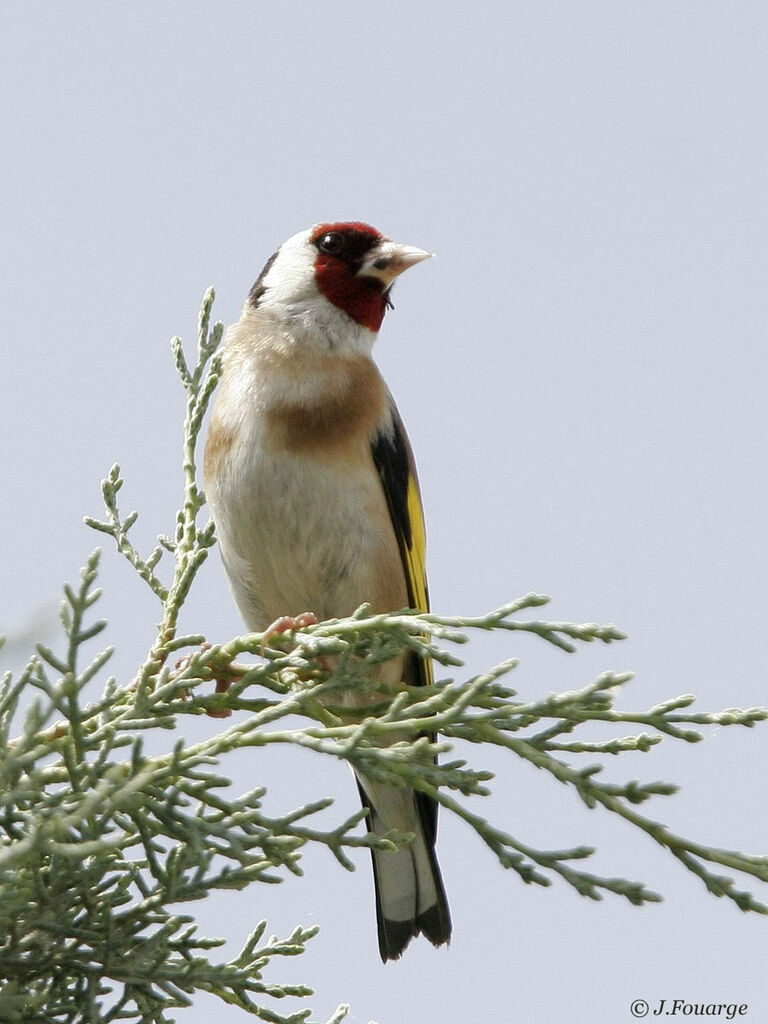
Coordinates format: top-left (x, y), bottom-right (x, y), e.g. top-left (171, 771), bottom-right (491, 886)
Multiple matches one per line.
top-left (358, 240), bottom-right (434, 285)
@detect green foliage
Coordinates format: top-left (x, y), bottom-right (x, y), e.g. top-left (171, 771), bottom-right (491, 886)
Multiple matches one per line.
top-left (1, 290), bottom-right (767, 1022)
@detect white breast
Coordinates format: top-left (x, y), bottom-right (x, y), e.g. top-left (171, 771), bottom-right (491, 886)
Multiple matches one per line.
top-left (205, 316), bottom-right (407, 633)
top-left (209, 431), bottom-right (405, 631)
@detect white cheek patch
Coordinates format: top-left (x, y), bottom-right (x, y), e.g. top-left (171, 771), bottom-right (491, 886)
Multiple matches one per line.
top-left (258, 229), bottom-right (318, 309)
top-left (250, 228), bottom-right (378, 357)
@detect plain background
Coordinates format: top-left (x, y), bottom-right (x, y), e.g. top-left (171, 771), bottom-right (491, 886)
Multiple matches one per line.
top-left (2, 3), bottom-right (768, 1022)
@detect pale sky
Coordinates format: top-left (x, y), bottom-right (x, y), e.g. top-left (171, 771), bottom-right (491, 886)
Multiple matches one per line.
top-left (3, 4), bottom-right (768, 1022)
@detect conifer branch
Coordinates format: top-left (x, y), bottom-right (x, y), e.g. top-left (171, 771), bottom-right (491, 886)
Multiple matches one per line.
top-left (2, 291), bottom-right (765, 1021)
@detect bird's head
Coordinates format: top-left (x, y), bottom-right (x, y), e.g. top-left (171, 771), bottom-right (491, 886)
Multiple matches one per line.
top-left (246, 222), bottom-right (432, 351)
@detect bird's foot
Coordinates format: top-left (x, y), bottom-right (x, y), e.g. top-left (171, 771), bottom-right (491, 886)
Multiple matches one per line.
top-left (174, 641), bottom-right (213, 676)
top-left (260, 612), bottom-right (319, 662)
top-left (205, 676), bottom-right (235, 719)
top-left (263, 612), bottom-right (319, 644)
top-left (174, 642), bottom-right (235, 719)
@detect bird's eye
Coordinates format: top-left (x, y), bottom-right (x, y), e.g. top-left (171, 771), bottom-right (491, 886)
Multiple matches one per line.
top-left (318, 231), bottom-right (344, 254)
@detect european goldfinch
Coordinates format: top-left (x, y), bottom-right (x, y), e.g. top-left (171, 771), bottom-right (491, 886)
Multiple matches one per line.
top-left (203, 221), bottom-right (451, 961)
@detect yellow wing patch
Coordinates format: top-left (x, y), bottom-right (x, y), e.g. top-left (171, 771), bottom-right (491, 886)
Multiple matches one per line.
top-left (370, 398), bottom-right (434, 689)
top-left (403, 472), bottom-right (428, 614)
top-left (403, 472), bottom-right (434, 688)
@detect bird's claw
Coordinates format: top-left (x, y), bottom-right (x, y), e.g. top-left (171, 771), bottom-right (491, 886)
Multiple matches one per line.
top-left (174, 642), bottom-right (233, 719)
top-left (205, 678), bottom-right (234, 719)
top-left (262, 611), bottom-right (319, 645)
top-left (174, 641), bottom-right (213, 676)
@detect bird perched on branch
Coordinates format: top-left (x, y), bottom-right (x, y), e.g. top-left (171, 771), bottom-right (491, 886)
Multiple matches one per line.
top-left (203, 221), bottom-right (451, 961)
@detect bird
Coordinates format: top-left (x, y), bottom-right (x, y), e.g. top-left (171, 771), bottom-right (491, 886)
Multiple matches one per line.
top-left (203, 221), bottom-right (451, 961)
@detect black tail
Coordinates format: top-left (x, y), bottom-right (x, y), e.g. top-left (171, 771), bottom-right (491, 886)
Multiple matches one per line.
top-left (356, 775), bottom-right (451, 961)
